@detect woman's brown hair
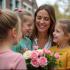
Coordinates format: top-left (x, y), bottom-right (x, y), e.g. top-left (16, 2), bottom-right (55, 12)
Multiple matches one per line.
top-left (32, 4), bottom-right (56, 43)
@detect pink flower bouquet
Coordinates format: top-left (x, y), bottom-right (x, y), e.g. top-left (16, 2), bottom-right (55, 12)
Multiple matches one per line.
top-left (23, 48), bottom-right (61, 70)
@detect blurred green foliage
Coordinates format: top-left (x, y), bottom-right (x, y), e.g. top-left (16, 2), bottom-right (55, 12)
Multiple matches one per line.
top-left (53, 4), bottom-right (70, 20)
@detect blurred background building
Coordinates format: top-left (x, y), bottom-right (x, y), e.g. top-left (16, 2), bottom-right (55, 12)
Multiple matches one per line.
top-left (0, 0), bottom-right (38, 14)
top-left (0, 0), bottom-right (70, 19)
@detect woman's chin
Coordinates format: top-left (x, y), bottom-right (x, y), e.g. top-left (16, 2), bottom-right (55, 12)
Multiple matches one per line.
top-left (38, 29), bottom-right (48, 33)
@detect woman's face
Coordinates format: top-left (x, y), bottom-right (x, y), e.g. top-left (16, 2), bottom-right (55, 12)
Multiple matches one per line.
top-left (35, 9), bottom-right (51, 33)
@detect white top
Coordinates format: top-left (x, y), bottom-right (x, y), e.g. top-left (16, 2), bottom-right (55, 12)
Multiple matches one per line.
top-left (32, 36), bottom-right (52, 49)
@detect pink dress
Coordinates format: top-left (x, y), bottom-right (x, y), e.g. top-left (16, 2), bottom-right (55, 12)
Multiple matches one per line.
top-left (0, 49), bottom-right (27, 70)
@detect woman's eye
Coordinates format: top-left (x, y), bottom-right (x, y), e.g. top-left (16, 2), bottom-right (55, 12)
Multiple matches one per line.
top-left (37, 16), bottom-right (41, 20)
top-left (44, 17), bottom-right (49, 21)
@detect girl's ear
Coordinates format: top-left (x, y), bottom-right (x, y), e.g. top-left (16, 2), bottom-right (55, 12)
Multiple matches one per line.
top-left (8, 28), bottom-right (17, 44)
top-left (11, 27), bottom-right (22, 44)
top-left (11, 28), bottom-right (17, 38)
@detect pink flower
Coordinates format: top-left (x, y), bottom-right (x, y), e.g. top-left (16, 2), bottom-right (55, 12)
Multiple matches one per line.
top-left (54, 53), bottom-right (60, 59)
top-left (43, 48), bottom-right (52, 55)
top-left (33, 46), bottom-right (38, 50)
top-left (39, 57), bottom-right (47, 67)
top-left (31, 50), bottom-right (38, 59)
top-left (36, 49), bottom-right (43, 56)
top-left (31, 59), bottom-right (39, 68)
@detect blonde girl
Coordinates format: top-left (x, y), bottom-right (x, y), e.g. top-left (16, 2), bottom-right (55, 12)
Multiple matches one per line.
top-left (0, 9), bottom-right (27, 70)
top-left (50, 19), bottom-right (70, 70)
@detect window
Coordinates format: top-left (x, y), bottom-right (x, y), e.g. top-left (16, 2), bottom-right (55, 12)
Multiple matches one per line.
top-left (16, 0), bottom-right (19, 8)
top-left (10, 0), bottom-right (12, 9)
top-left (23, 4), bottom-right (27, 8)
top-left (0, 0), bottom-right (2, 8)
top-left (28, 8), bottom-right (31, 11)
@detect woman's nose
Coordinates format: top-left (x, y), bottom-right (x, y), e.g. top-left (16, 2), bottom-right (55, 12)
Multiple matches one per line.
top-left (40, 19), bottom-right (44, 24)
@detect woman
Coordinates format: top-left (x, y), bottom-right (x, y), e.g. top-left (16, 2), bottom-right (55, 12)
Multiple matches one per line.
top-left (32, 4), bottom-right (56, 49)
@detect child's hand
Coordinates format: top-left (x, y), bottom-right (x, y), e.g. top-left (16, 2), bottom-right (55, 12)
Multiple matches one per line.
top-left (23, 48), bottom-right (28, 52)
top-left (33, 46), bottom-right (38, 50)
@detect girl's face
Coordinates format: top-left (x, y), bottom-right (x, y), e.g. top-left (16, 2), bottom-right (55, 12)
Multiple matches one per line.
top-left (53, 23), bottom-right (68, 44)
top-left (36, 9), bottom-right (51, 33)
top-left (21, 15), bottom-right (34, 37)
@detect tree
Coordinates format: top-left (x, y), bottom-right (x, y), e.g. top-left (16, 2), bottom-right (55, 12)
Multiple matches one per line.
top-left (56, 0), bottom-right (70, 16)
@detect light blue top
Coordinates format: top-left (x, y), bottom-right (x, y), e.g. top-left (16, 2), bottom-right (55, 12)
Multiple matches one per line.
top-left (12, 37), bottom-right (32, 53)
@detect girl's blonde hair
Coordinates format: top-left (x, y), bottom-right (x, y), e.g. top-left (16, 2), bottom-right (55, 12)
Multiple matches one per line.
top-left (14, 9), bottom-right (33, 25)
top-left (58, 19), bottom-right (70, 45)
top-left (58, 19), bottom-right (70, 34)
top-left (0, 9), bottom-right (19, 40)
